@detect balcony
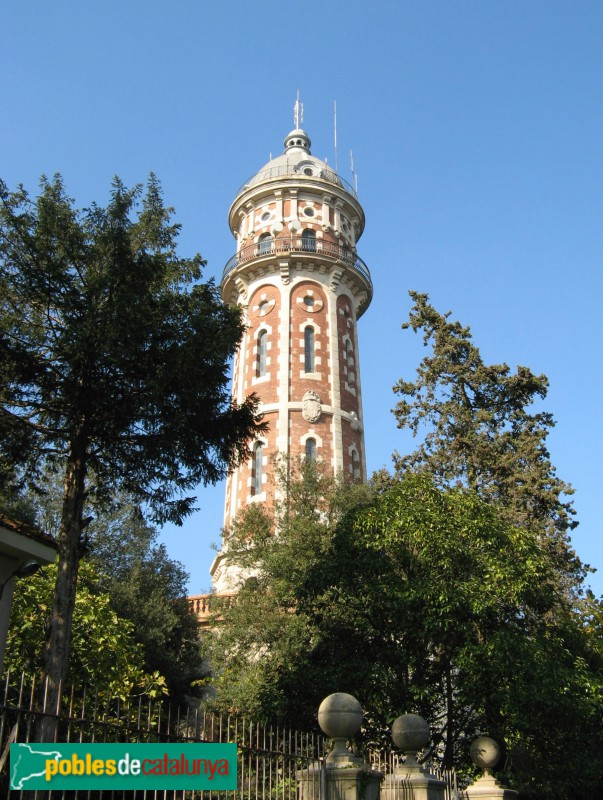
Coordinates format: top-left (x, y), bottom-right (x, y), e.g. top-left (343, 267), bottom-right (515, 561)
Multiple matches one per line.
top-left (188, 592), bottom-right (235, 626)
top-left (221, 236), bottom-right (372, 292)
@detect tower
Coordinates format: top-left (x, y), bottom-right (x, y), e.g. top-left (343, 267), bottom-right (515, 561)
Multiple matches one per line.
top-left (211, 120), bottom-right (372, 594)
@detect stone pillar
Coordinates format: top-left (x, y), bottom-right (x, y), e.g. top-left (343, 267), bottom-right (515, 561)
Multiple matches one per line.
top-left (381, 714), bottom-right (446, 800)
top-left (465, 737), bottom-right (517, 799)
top-left (298, 693), bottom-right (382, 800)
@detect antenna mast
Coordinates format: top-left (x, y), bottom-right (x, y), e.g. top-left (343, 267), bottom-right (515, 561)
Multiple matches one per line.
top-left (350, 149), bottom-right (358, 194)
top-left (334, 100), bottom-right (338, 172)
top-left (294, 91), bottom-right (303, 128)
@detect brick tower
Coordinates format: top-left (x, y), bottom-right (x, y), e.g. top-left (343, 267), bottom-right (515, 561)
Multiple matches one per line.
top-left (210, 118), bottom-right (372, 595)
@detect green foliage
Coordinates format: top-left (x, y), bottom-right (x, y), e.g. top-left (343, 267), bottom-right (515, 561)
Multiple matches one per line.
top-left (5, 561), bottom-right (167, 699)
top-left (0, 174), bottom-right (261, 521)
top-left (210, 467), bottom-right (603, 798)
top-left (208, 460), bottom-right (374, 723)
top-left (386, 294), bottom-right (603, 794)
top-left (355, 474), bottom-right (603, 794)
top-left (393, 292), bottom-right (584, 588)
top-left (86, 501), bottom-right (206, 702)
top-left (0, 174), bottom-right (263, 724)
top-left (0, 482), bottom-right (37, 526)
top-left (10, 469), bottom-right (207, 704)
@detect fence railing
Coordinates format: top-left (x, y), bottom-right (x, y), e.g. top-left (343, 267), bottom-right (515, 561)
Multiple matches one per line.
top-left (189, 592), bottom-right (236, 625)
top-left (0, 673), bottom-right (462, 799)
top-left (369, 749), bottom-right (462, 800)
top-left (221, 236), bottom-right (372, 288)
top-left (0, 672), bottom-right (326, 799)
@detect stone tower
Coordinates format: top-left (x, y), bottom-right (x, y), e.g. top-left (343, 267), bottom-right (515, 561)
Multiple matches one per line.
top-left (211, 121), bottom-right (372, 594)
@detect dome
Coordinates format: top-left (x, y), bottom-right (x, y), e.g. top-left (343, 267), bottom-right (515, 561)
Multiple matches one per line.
top-left (235, 128), bottom-right (353, 197)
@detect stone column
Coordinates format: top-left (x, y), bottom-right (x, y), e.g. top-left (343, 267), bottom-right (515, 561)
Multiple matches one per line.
top-left (381, 714), bottom-right (446, 800)
top-left (465, 737), bottom-right (517, 799)
top-left (297, 693), bottom-right (382, 800)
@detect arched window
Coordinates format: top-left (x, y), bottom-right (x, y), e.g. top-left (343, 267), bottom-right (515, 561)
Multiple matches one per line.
top-left (258, 233), bottom-right (272, 255)
top-left (251, 442), bottom-right (263, 496)
top-left (301, 229), bottom-right (316, 252)
top-left (304, 326), bottom-right (315, 373)
top-left (257, 330), bottom-right (267, 377)
top-left (305, 438), bottom-right (317, 462)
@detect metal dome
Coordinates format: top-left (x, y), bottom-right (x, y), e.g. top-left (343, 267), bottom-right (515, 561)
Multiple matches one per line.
top-left (235, 128), bottom-right (354, 198)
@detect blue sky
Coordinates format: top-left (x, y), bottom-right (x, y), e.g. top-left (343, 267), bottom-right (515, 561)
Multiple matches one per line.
top-left (3, 2), bottom-right (602, 595)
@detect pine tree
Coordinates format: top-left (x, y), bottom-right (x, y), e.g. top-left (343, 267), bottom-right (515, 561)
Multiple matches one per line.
top-left (393, 291), bottom-right (584, 588)
top-left (0, 174), bottom-right (263, 738)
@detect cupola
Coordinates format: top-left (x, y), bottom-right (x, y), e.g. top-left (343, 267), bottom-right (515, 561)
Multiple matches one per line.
top-left (283, 128), bottom-right (312, 154)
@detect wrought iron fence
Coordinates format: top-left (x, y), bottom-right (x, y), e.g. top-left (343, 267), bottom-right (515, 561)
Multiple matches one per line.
top-left (0, 673), bottom-right (463, 800)
top-left (0, 672), bottom-right (326, 799)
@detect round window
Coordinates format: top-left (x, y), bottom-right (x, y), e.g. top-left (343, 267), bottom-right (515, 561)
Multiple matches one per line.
top-left (303, 168), bottom-right (313, 176)
top-left (261, 211), bottom-right (271, 222)
top-left (303, 207), bottom-right (314, 217)
top-left (304, 296), bottom-right (315, 308)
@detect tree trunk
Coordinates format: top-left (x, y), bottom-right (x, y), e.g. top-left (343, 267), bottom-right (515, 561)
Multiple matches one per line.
top-left (35, 438), bottom-right (86, 742)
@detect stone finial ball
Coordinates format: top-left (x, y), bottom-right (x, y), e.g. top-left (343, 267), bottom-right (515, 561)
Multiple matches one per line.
top-left (470, 736), bottom-right (501, 771)
top-left (391, 714), bottom-right (430, 753)
top-left (318, 693), bottom-right (363, 738)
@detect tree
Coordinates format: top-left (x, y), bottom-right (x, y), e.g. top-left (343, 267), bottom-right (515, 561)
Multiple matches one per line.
top-left (0, 175), bottom-right (263, 737)
top-left (208, 460), bottom-right (375, 725)
top-left (355, 475), bottom-right (603, 797)
top-left (393, 291), bottom-right (584, 588)
top-left (21, 472), bottom-right (207, 703)
top-left (5, 561), bottom-right (167, 699)
top-left (86, 502), bottom-right (207, 703)
top-left (210, 467), bottom-right (603, 798)
top-left (6, 474), bottom-right (207, 703)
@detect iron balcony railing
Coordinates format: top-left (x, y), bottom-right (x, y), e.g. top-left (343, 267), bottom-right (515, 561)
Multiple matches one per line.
top-left (222, 237), bottom-right (372, 288)
top-left (235, 163), bottom-right (358, 199)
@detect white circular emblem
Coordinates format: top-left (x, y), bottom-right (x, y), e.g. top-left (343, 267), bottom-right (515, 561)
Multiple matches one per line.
top-left (302, 391), bottom-right (322, 423)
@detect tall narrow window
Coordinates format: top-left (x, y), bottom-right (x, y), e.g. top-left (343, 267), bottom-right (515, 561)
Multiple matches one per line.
top-left (257, 330), bottom-right (267, 377)
top-left (258, 233), bottom-right (272, 255)
top-left (305, 438), bottom-right (317, 462)
top-left (301, 229), bottom-right (316, 252)
top-left (251, 442), bottom-right (263, 496)
top-left (351, 449), bottom-right (361, 480)
top-left (304, 326), bottom-right (315, 373)
top-left (346, 339), bottom-right (355, 386)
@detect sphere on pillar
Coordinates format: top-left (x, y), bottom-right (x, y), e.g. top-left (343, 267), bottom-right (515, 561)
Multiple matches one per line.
top-left (211, 116), bottom-right (373, 594)
top-left (470, 736), bottom-right (502, 774)
top-left (318, 692), bottom-right (364, 766)
top-left (318, 692), bottom-right (363, 739)
top-left (391, 714), bottom-right (430, 755)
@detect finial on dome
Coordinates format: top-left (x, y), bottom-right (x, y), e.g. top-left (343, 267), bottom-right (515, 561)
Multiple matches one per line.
top-left (284, 93), bottom-right (311, 154)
